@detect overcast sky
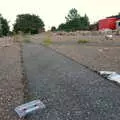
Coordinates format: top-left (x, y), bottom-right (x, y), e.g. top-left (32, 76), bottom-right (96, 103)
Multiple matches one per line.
top-left (0, 0), bottom-right (120, 30)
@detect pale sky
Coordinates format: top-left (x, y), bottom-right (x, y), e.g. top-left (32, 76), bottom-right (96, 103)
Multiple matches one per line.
top-left (0, 0), bottom-right (120, 30)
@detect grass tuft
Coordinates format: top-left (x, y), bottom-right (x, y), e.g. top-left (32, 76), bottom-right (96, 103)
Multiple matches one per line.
top-left (43, 38), bottom-right (53, 46)
top-left (77, 39), bottom-right (89, 44)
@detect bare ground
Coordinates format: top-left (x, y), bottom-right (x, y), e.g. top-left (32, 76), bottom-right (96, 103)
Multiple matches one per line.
top-left (0, 37), bottom-right (24, 120)
top-left (28, 32), bottom-right (120, 73)
top-left (1, 32), bottom-right (120, 119)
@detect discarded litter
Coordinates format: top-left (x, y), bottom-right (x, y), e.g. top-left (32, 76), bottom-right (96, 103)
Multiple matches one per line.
top-left (99, 71), bottom-right (116, 77)
top-left (99, 71), bottom-right (116, 75)
top-left (108, 73), bottom-right (120, 83)
top-left (105, 34), bottom-right (113, 40)
top-left (99, 71), bottom-right (120, 83)
top-left (15, 100), bottom-right (46, 118)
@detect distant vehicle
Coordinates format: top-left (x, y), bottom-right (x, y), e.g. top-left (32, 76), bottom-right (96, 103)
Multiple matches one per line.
top-left (99, 16), bottom-right (120, 31)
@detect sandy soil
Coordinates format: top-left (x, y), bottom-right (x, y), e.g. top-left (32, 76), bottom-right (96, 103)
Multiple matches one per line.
top-left (0, 37), bottom-right (24, 120)
top-left (28, 32), bottom-right (120, 73)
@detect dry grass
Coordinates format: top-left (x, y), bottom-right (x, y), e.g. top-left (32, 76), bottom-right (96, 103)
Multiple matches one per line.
top-left (43, 38), bottom-right (53, 46)
top-left (77, 39), bottom-right (89, 44)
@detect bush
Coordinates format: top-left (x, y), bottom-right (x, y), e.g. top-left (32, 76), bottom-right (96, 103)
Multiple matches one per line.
top-left (51, 26), bottom-right (56, 31)
top-left (13, 14), bottom-right (45, 34)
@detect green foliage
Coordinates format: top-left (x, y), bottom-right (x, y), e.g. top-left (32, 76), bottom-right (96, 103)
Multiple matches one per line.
top-left (13, 14), bottom-right (45, 34)
top-left (51, 26), bottom-right (56, 31)
top-left (0, 14), bottom-right (9, 37)
top-left (58, 8), bottom-right (90, 31)
top-left (77, 39), bottom-right (89, 44)
top-left (58, 23), bottom-right (70, 32)
top-left (82, 14), bottom-right (90, 30)
top-left (65, 8), bottom-right (80, 22)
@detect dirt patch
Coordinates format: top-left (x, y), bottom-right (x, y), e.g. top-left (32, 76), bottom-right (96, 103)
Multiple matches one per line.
top-left (0, 38), bottom-right (24, 120)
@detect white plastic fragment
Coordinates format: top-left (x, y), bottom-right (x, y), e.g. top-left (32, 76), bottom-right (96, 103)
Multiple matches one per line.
top-left (15, 100), bottom-right (46, 118)
top-left (105, 34), bottom-right (113, 40)
top-left (108, 73), bottom-right (120, 83)
top-left (99, 71), bottom-right (120, 83)
top-left (99, 71), bottom-right (116, 76)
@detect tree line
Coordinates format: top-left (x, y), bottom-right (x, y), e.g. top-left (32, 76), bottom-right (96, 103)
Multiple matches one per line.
top-left (0, 8), bottom-right (92, 36)
top-left (57, 8), bottom-right (90, 32)
top-left (2, 8), bottom-right (118, 36)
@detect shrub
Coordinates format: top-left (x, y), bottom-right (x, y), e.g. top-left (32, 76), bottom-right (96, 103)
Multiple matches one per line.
top-left (51, 26), bottom-right (56, 31)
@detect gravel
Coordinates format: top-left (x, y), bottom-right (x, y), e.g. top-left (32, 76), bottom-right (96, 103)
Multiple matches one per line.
top-left (27, 32), bottom-right (120, 73)
top-left (23, 43), bottom-right (120, 120)
top-left (0, 37), bottom-right (24, 120)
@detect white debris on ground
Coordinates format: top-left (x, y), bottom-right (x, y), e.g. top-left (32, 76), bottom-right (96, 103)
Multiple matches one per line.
top-left (99, 71), bottom-right (120, 83)
top-left (99, 71), bottom-right (116, 76)
top-left (108, 73), bottom-right (120, 83)
top-left (15, 100), bottom-right (46, 118)
top-left (105, 34), bottom-right (113, 40)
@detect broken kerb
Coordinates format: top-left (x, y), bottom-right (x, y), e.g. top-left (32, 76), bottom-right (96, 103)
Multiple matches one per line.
top-left (15, 100), bottom-right (46, 118)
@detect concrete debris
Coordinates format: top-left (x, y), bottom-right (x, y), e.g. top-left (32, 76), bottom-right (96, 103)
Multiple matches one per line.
top-left (15, 100), bottom-right (46, 118)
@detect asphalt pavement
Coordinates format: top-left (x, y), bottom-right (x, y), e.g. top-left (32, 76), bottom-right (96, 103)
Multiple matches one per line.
top-left (23, 43), bottom-right (120, 120)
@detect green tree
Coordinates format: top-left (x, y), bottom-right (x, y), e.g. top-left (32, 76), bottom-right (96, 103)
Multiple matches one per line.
top-left (65, 8), bottom-right (80, 22)
top-left (79, 14), bottom-right (90, 30)
top-left (58, 23), bottom-right (68, 31)
top-left (13, 14), bottom-right (44, 34)
top-left (51, 26), bottom-right (56, 31)
top-left (0, 14), bottom-right (9, 36)
top-left (58, 9), bottom-right (90, 31)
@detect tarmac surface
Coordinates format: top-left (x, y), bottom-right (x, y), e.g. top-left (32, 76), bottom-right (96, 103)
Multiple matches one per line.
top-left (23, 43), bottom-right (120, 120)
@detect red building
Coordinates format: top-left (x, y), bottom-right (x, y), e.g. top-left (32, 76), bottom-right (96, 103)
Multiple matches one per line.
top-left (99, 16), bottom-right (120, 30)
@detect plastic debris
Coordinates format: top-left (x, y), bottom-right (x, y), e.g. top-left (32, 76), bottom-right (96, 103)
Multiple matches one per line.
top-left (99, 71), bottom-right (120, 83)
top-left (99, 71), bottom-right (116, 76)
top-left (105, 34), bottom-right (113, 40)
top-left (108, 73), bottom-right (120, 83)
top-left (15, 100), bottom-right (46, 118)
